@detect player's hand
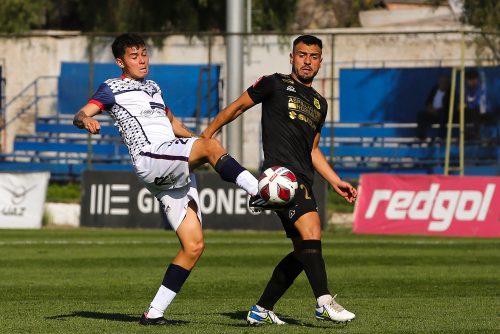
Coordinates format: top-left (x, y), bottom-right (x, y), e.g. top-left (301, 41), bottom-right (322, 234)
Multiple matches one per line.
top-left (83, 117), bottom-right (101, 134)
top-left (199, 130), bottom-right (213, 139)
top-left (332, 180), bottom-right (357, 203)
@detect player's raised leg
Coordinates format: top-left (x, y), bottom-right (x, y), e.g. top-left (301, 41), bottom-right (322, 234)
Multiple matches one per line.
top-left (189, 138), bottom-right (258, 196)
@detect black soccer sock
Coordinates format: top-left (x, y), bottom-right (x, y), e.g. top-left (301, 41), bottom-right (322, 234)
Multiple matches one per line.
top-left (214, 153), bottom-right (245, 183)
top-left (162, 263), bottom-right (191, 293)
top-left (298, 240), bottom-right (330, 298)
top-left (256, 252), bottom-right (303, 310)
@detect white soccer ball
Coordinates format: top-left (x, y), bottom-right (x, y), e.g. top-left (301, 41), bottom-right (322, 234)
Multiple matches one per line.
top-left (258, 166), bottom-right (298, 205)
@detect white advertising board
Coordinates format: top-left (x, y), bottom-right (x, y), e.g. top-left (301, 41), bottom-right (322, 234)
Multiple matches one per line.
top-left (0, 172), bottom-right (50, 229)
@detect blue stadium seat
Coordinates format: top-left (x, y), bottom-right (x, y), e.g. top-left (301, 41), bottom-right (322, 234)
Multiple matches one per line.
top-left (319, 122), bottom-right (499, 178)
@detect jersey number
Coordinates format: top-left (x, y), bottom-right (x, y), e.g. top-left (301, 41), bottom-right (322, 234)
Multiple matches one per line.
top-left (299, 184), bottom-right (311, 199)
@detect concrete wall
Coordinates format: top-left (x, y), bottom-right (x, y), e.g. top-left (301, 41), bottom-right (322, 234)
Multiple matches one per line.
top-left (0, 28), bottom-right (492, 169)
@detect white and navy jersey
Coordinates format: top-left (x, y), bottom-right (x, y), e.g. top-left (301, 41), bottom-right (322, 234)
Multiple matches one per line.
top-left (89, 76), bottom-right (175, 163)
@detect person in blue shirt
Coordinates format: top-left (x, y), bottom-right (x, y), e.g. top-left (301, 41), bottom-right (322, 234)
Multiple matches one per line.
top-left (463, 68), bottom-right (492, 140)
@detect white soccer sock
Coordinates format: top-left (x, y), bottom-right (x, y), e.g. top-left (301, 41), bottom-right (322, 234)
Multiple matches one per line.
top-left (317, 294), bottom-right (333, 307)
top-left (146, 306), bottom-right (164, 319)
top-left (148, 285), bottom-right (177, 318)
top-left (236, 170), bottom-right (258, 196)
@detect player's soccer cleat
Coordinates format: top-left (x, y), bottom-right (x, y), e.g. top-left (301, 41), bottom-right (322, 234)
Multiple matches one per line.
top-left (246, 305), bottom-right (286, 326)
top-left (248, 194), bottom-right (294, 213)
top-left (139, 312), bottom-right (169, 326)
top-left (315, 295), bottom-right (355, 323)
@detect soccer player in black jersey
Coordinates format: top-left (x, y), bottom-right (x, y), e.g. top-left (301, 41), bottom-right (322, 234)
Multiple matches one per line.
top-left (201, 35), bottom-right (357, 325)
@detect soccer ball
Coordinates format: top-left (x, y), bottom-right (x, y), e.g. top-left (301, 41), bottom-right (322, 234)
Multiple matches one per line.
top-left (258, 166), bottom-right (298, 205)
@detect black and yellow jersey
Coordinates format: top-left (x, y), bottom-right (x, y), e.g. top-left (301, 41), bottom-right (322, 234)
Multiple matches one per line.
top-left (247, 73), bottom-right (327, 187)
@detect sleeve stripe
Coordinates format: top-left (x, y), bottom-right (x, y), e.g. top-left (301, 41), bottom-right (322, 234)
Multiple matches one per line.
top-left (89, 99), bottom-right (104, 112)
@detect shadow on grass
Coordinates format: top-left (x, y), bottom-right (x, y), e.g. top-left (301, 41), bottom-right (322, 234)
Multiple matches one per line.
top-left (46, 311), bottom-right (189, 325)
top-left (221, 310), bottom-right (322, 328)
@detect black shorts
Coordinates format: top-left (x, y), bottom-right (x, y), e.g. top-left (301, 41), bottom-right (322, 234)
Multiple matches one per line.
top-left (276, 180), bottom-right (318, 238)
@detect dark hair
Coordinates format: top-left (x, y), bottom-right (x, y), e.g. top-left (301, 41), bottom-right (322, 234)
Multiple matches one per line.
top-left (293, 35), bottom-right (323, 50)
top-left (465, 68), bottom-right (479, 80)
top-left (111, 33), bottom-right (146, 59)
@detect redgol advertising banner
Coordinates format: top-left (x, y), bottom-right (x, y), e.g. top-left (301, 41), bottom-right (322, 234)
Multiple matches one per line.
top-left (353, 174), bottom-right (500, 237)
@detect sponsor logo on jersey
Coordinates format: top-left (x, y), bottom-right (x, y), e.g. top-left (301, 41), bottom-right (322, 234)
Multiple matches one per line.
top-left (281, 77), bottom-right (295, 85)
top-left (314, 97), bottom-right (321, 109)
top-left (141, 109), bottom-right (166, 117)
top-left (286, 85), bottom-right (296, 92)
top-left (141, 109), bottom-right (154, 117)
top-left (287, 96), bottom-right (322, 130)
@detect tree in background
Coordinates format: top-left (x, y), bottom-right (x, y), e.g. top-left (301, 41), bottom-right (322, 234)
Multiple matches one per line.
top-left (0, 0), bottom-right (498, 39)
top-left (0, 0), bottom-right (226, 33)
top-left (462, 0), bottom-right (500, 61)
top-left (0, 0), bottom-right (294, 33)
top-left (0, 0), bottom-right (377, 34)
top-left (0, 0), bottom-right (47, 33)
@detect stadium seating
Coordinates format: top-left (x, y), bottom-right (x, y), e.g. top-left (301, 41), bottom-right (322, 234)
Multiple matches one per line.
top-left (0, 114), bottom-right (129, 179)
top-left (1, 117), bottom-right (498, 181)
top-left (1, 62), bottom-right (498, 181)
top-left (0, 62), bottom-right (221, 181)
top-left (0, 114), bottom-right (205, 181)
top-left (320, 121), bottom-right (500, 178)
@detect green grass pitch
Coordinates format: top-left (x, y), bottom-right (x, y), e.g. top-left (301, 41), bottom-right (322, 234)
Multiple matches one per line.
top-left (0, 228), bottom-right (498, 333)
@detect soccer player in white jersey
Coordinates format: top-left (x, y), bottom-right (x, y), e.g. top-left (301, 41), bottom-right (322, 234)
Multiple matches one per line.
top-left (73, 33), bottom-right (259, 326)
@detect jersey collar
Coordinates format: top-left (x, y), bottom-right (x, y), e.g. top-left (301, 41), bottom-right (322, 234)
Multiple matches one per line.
top-left (120, 75), bottom-right (146, 83)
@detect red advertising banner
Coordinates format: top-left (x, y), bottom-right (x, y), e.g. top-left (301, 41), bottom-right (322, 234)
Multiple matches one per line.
top-left (353, 174), bottom-right (500, 237)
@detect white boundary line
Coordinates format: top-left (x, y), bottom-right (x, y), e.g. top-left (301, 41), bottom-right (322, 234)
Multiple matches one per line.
top-left (0, 239), bottom-right (475, 246)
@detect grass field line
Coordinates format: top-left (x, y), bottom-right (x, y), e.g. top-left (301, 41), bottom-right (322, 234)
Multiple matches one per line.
top-left (0, 238), bottom-right (477, 246)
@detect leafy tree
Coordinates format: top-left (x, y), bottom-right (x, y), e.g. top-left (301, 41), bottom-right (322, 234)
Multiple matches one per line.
top-left (76, 0), bottom-right (226, 33)
top-left (0, 0), bottom-right (47, 33)
top-left (1, 0), bottom-right (498, 40)
top-left (462, 0), bottom-right (500, 31)
top-left (252, 0), bottom-right (297, 32)
top-left (462, 0), bottom-right (500, 61)
top-left (0, 0), bottom-right (296, 33)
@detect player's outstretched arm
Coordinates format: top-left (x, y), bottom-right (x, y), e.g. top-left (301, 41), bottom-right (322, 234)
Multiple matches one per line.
top-left (200, 91), bottom-right (255, 139)
top-left (311, 133), bottom-right (357, 203)
top-left (168, 111), bottom-right (196, 138)
top-left (73, 103), bottom-right (102, 134)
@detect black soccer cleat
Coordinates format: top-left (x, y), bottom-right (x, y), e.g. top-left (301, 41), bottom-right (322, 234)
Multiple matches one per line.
top-left (139, 312), bottom-right (169, 326)
top-left (248, 194), bottom-right (294, 212)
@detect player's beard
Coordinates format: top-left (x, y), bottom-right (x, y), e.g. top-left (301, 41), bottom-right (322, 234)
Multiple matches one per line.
top-left (292, 65), bottom-right (317, 85)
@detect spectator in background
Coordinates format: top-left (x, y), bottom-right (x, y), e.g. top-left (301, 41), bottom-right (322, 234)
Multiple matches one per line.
top-left (463, 68), bottom-right (493, 140)
top-left (416, 74), bottom-right (451, 141)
